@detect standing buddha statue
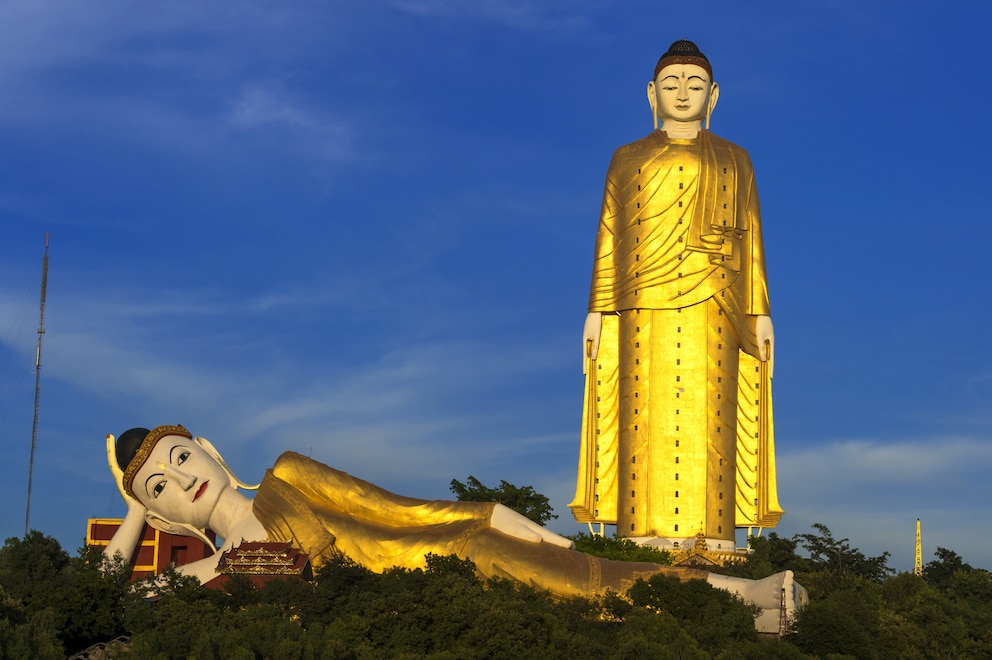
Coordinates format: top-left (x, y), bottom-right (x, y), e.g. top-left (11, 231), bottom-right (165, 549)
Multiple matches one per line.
top-left (570, 40), bottom-right (784, 549)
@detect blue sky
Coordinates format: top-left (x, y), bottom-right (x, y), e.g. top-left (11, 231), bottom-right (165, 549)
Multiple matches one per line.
top-left (2, 0), bottom-right (991, 573)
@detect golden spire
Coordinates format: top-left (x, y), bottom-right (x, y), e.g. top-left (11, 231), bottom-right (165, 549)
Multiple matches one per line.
top-left (914, 519), bottom-right (923, 577)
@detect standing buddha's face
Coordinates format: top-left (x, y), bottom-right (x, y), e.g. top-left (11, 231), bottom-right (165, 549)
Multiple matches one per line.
top-left (132, 434), bottom-right (231, 530)
top-left (648, 63), bottom-right (717, 127)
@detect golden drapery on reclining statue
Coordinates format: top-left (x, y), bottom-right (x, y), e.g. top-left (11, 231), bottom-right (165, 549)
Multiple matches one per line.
top-left (255, 452), bottom-right (707, 597)
top-left (570, 40), bottom-right (783, 546)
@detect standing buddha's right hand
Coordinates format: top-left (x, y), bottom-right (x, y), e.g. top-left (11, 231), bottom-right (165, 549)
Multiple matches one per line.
top-left (582, 312), bottom-right (603, 373)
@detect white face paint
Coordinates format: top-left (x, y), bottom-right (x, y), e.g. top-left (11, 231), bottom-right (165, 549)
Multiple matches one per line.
top-left (133, 434), bottom-right (230, 530)
top-left (649, 63), bottom-right (714, 126)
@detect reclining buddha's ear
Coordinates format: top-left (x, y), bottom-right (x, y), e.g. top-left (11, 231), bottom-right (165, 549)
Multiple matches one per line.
top-left (193, 435), bottom-right (223, 464)
top-left (194, 436), bottom-right (260, 491)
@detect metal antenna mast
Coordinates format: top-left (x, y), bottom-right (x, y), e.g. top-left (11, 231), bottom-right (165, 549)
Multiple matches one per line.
top-left (24, 233), bottom-right (49, 536)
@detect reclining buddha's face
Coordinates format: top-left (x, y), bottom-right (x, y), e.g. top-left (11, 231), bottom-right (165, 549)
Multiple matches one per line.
top-left (132, 434), bottom-right (231, 530)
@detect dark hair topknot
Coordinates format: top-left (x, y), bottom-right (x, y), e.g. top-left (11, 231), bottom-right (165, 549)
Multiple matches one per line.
top-left (116, 427), bottom-right (150, 472)
top-left (654, 39), bottom-right (712, 80)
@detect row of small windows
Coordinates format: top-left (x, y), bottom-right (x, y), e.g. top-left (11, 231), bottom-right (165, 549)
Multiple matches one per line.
top-left (669, 507), bottom-right (724, 517)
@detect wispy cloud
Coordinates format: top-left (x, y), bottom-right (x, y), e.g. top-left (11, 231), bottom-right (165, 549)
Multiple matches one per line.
top-left (228, 84), bottom-right (356, 163)
top-left (0, 1), bottom-right (312, 83)
top-left (775, 437), bottom-right (992, 570)
top-left (388, 0), bottom-right (599, 33)
top-left (0, 1), bottom-right (364, 167)
top-left (0, 279), bottom-right (573, 445)
top-left (782, 438), bottom-right (992, 485)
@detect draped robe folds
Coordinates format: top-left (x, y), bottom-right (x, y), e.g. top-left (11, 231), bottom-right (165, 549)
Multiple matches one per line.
top-left (252, 452), bottom-right (710, 598)
top-left (569, 130), bottom-right (784, 541)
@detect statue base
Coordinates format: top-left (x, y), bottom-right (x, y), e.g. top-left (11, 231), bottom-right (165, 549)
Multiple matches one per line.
top-left (626, 531), bottom-right (749, 567)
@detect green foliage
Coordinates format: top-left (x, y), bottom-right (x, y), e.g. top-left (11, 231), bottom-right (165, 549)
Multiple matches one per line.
top-left (449, 475), bottom-right (557, 525)
top-left (109, 550), bottom-right (820, 657)
top-left (922, 546), bottom-right (969, 590)
top-left (794, 523), bottom-right (893, 585)
top-left (719, 523), bottom-right (893, 599)
top-left (567, 532), bottom-right (672, 564)
top-left (6, 525), bottom-right (992, 658)
top-left (948, 564), bottom-right (992, 604)
top-left (0, 597), bottom-right (63, 660)
top-left (785, 539), bottom-right (992, 659)
top-left (0, 532), bottom-right (132, 656)
top-left (0, 531), bottom-right (70, 608)
top-left (56, 545), bottom-right (132, 652)
top-left (627, 574), bottom-right (758, 654)
top-left (719, 533), bottom-right (809, 579)
top-left (611, 607), bottom-right (710, 659)
top-left (789, 589), bottom-right (880, 658)
top-left (126, 596), bottom-right (317, 658)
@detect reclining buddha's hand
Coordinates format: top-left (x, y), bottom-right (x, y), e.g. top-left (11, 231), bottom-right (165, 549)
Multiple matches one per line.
top-left (489, 504), bottom-right (574, 548)
top-left (102, 433), bottom-right (149, 567)
top-left (106, 433), bottom-right (146, 514)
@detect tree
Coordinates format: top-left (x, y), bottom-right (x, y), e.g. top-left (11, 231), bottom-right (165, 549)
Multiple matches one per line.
top-left (0, 531), bottom-right (70, 610)
top-left (14, 522), bottom-right (992, 657)
top-left (794, 523), bottom-right (892, 583)
top-left (55, 545), bottom-right (131, 653)
top-left (0, 594), bottom-right (62, 660)
top-left (717, 532), bottom-right (807, 580)
top-left (626, 573), bottom-right (758, 654)
top-left (948, 565), bottom-right (992, 605)
top-left (0, 532), bottom-right (134, 656)
top-left (450, 475), bottom-right (556, 525)
top-left (922, 546), bottom-right (970, 590)
top-left (567, 532), bottom-right (672, 564)
top-left (789, 589), bottom-right (879, 659)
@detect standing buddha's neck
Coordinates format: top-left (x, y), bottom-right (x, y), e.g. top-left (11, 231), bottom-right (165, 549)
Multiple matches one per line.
top-left (660, 122), bottom-right (703, 139)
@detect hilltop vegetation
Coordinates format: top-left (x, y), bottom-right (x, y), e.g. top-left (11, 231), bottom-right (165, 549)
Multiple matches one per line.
top-left (1, 524), bottom-right (990, 658)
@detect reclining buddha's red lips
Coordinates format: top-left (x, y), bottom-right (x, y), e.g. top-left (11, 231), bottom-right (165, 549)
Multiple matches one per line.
top-left (193, 480), bottom-right (209, 502)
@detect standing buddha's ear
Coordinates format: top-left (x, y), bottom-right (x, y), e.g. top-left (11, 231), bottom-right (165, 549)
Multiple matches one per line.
top-left (194, 436), bottom-right (260, 491)
top-left (705, 82), bottom-right (720, 130)
top-left (646, 80), bottom-right (659, 130)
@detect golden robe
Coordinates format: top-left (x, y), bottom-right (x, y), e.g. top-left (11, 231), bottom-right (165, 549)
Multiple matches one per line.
top-left (253, 452), bottom-right (708, 597)
top-left (569, 130), bottom-right (783, 541)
